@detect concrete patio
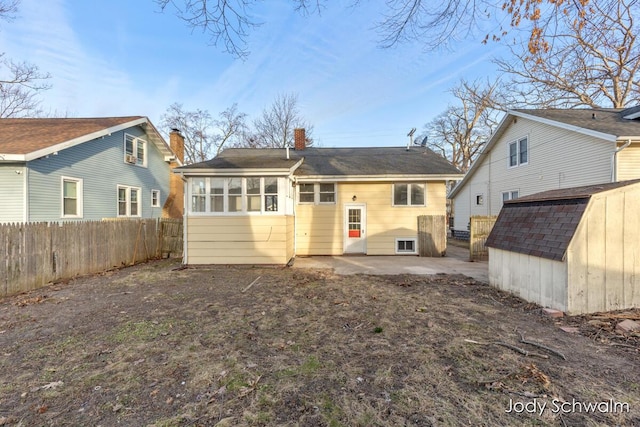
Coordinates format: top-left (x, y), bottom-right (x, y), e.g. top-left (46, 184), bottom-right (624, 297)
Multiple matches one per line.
top-left (292, 245), bottom-right (488, 282)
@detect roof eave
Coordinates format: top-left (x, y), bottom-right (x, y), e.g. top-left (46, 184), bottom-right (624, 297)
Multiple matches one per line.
top-left (511, 110), bottom-right (618, 142)
top-left (22, 117), bottom-right (149, 162)
top-left (295, 174), bottom-right (463, 182)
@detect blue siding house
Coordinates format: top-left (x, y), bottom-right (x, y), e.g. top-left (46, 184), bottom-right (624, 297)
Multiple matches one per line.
top-left (0, 116), bottom-right (182, 223)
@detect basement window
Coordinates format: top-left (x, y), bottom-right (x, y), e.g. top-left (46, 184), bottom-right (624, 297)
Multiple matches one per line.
top-left (395, 238), bottom-right (417, 254)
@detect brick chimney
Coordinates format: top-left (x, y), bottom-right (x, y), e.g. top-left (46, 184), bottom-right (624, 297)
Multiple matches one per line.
top-left (163, 128), bottom-right (185, 218)
top-left (294, 128), bottom-right (306, 150)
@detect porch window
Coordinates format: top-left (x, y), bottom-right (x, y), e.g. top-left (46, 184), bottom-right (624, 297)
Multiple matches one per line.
top-left (393, 183), bottom-right (426, 206)
top-left (188, 177), bottom-right (283, 214)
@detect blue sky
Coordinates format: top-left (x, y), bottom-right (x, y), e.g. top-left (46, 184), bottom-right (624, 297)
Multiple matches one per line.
top-left (1, 0), bottom-right (504, 147)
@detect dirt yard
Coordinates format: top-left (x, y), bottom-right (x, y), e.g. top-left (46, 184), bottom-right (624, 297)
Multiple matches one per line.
top-left (0, 259), bottom-right (638, 427)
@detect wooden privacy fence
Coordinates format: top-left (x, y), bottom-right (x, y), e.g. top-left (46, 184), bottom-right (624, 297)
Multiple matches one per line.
top-left (417, 215), bottom-right (446, 257)
top-left (469, 215), bottom-right (497, 261)
top-left (0, 218), bottom-right (183, 298)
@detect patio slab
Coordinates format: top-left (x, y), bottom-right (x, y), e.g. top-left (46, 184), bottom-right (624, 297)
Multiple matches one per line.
top-left (292, 245), bottom-right (488, 282)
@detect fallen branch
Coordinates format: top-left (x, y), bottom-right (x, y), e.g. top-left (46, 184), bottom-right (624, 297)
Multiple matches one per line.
top-left (493, 342), bottom-right (549, 359)
top-left (241, 276), bottom-right (262, 293)
top-left (609, 343), bottom-right (638, 350)
top-left (464, 339), bottom-right (549, 359)
top-left (592, 314), bottom-right (640, 321)
top-left (518, 331), bottom-right (567, 360)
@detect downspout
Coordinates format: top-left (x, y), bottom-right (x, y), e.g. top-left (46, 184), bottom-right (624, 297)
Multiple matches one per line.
top-left (181, 173), bottom-right (188, 265)
top-left (611, 139), bottom-right (631, 182)
top-left (24, 165), bottom-right (29, 222)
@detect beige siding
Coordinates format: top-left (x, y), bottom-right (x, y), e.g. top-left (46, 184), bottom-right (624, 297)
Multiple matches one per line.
top-left (566, 185), bottom-right (640, 314)
top-left (296, 181), bottom-right (447, 256)
top-left (454, 117), bottom-right (616, 232)
top-left (489, 248), bottom-right (568, 312)
top-left (617, 143), bottom-right (640, 181)
top-left (185, 215), bottom-right (293, 264)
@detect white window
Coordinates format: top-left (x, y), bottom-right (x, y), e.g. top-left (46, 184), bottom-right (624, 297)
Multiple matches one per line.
top-left (61, 176), bottom-right (83, 218)
top-left (124, 134), bottom-right (147, 167)
top-left (118, 185), bottom-right (141, 217)
top-left (188, 177), bottom-right (283, 214)
top-left (475, 194), bottom-right (484, 205)
top-left (151, 190), bottom-right (160, 207)
top-left (396, 238), bottom-right (417, 254)
top-left (502, 190), bottom-right (520, 203)
top-left (508, 137), bottom-right (528, 167)
top-left (297, 183), bottom-right (336, 204)
top-left (393, 183), bottom-right (426, 206)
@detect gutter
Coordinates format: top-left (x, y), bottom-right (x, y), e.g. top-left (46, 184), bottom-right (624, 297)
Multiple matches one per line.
top-left (611, 139), bottom-right (631, 182)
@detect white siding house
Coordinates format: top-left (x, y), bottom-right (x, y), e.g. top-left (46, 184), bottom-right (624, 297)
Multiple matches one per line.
top-left (450, 107), bottom-right (640, 237)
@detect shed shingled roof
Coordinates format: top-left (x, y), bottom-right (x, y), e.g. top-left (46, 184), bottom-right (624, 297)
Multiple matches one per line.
top-left (179, 147), bottom-right (462, 176)
top-left (485, 180), bottom-right (640, 261)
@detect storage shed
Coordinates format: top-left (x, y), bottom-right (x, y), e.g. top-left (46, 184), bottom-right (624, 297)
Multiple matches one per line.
top-left (485, 179), bottom-right (640, 314)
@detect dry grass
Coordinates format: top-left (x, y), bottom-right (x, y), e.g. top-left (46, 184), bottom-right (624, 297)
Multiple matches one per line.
top-left (0, 259), bottom-right (638, 426)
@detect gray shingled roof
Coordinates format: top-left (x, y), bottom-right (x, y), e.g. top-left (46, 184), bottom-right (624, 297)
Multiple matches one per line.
top-left (179, 147), bottom-right (462, 176)
top-left (485, 180), bottom-right (640, 261)
top-left (513, 106), bottom-right (640, 138)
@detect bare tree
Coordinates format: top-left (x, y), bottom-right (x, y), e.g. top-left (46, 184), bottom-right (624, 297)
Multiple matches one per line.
top-left (423, 79), bottom-right (503, 172)
top-left (213, 103), bottom-right (248, 155)
top-left (252, 93), bottom-right (313, 148)
top-left (496, 0), bottom-right (640, 108)
top-left (154, 1), bottom-right (615, 57)
top-left (0, 1), bottom-right (51, 117)
top-left (160, 102), bottom-right (247, 164)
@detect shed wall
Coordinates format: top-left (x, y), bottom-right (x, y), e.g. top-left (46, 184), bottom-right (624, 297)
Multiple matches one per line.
top-left (185, 215), bottom-right (293, 264)
top-left (489, 247), bottom-right (568, 312)
top-left (566, 185), bottom-right (640, 313)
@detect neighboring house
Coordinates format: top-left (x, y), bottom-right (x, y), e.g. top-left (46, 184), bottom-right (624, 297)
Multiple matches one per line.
top-left (174, 129), bottom-right (463, 264)
top-left (0, 117), bottom-right (183, 223)
top-left (449, 106), bottom-right (640, 237)
top-left (485, 180), bottom-right (640, 314)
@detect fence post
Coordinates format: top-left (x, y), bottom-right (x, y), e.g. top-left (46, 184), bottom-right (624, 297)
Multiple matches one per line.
top-left (469, 216), bottom-right (497, 261)
top-left (417, 215), bottom-right (447, 257)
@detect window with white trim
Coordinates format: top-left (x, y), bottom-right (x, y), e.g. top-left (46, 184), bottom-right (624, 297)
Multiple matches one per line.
top-left (151, 190), bottom-right (160, 207)
top-left (393, 183), bottom-right (426, 206)
top-left (502, 190), bottom-right (519, 203)
top-left (396, 238), bottom-right (417, 254)
top-left (508, 137), bottom-right (528, 167)
top-left (188, 177), bottom-right (283, 214)
top-left (297, 183), bottom-right (336, 204)
top-left (61, 176), bottom-right (83, 218)
top-left (118, 185), bottom-right (141, 217)
top-left (124, 134), bottom-right (147, 167)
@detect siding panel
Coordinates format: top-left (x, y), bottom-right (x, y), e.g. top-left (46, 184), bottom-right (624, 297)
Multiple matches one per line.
top-left (0, 164), bottom-right (26, 223)
top-left (27, 127), bottom-right (170, 221)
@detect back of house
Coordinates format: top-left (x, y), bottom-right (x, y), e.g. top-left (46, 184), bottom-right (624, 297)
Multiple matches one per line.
top-left (175, 129), bottom-right (463, 264)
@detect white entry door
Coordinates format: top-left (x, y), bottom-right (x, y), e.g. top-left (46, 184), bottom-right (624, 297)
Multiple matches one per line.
top-left (344, 204), bottom-right (367, 253)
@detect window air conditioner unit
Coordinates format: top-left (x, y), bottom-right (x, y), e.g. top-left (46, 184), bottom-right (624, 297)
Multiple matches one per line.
top-left (125, 154), bottom-right (137, 164)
